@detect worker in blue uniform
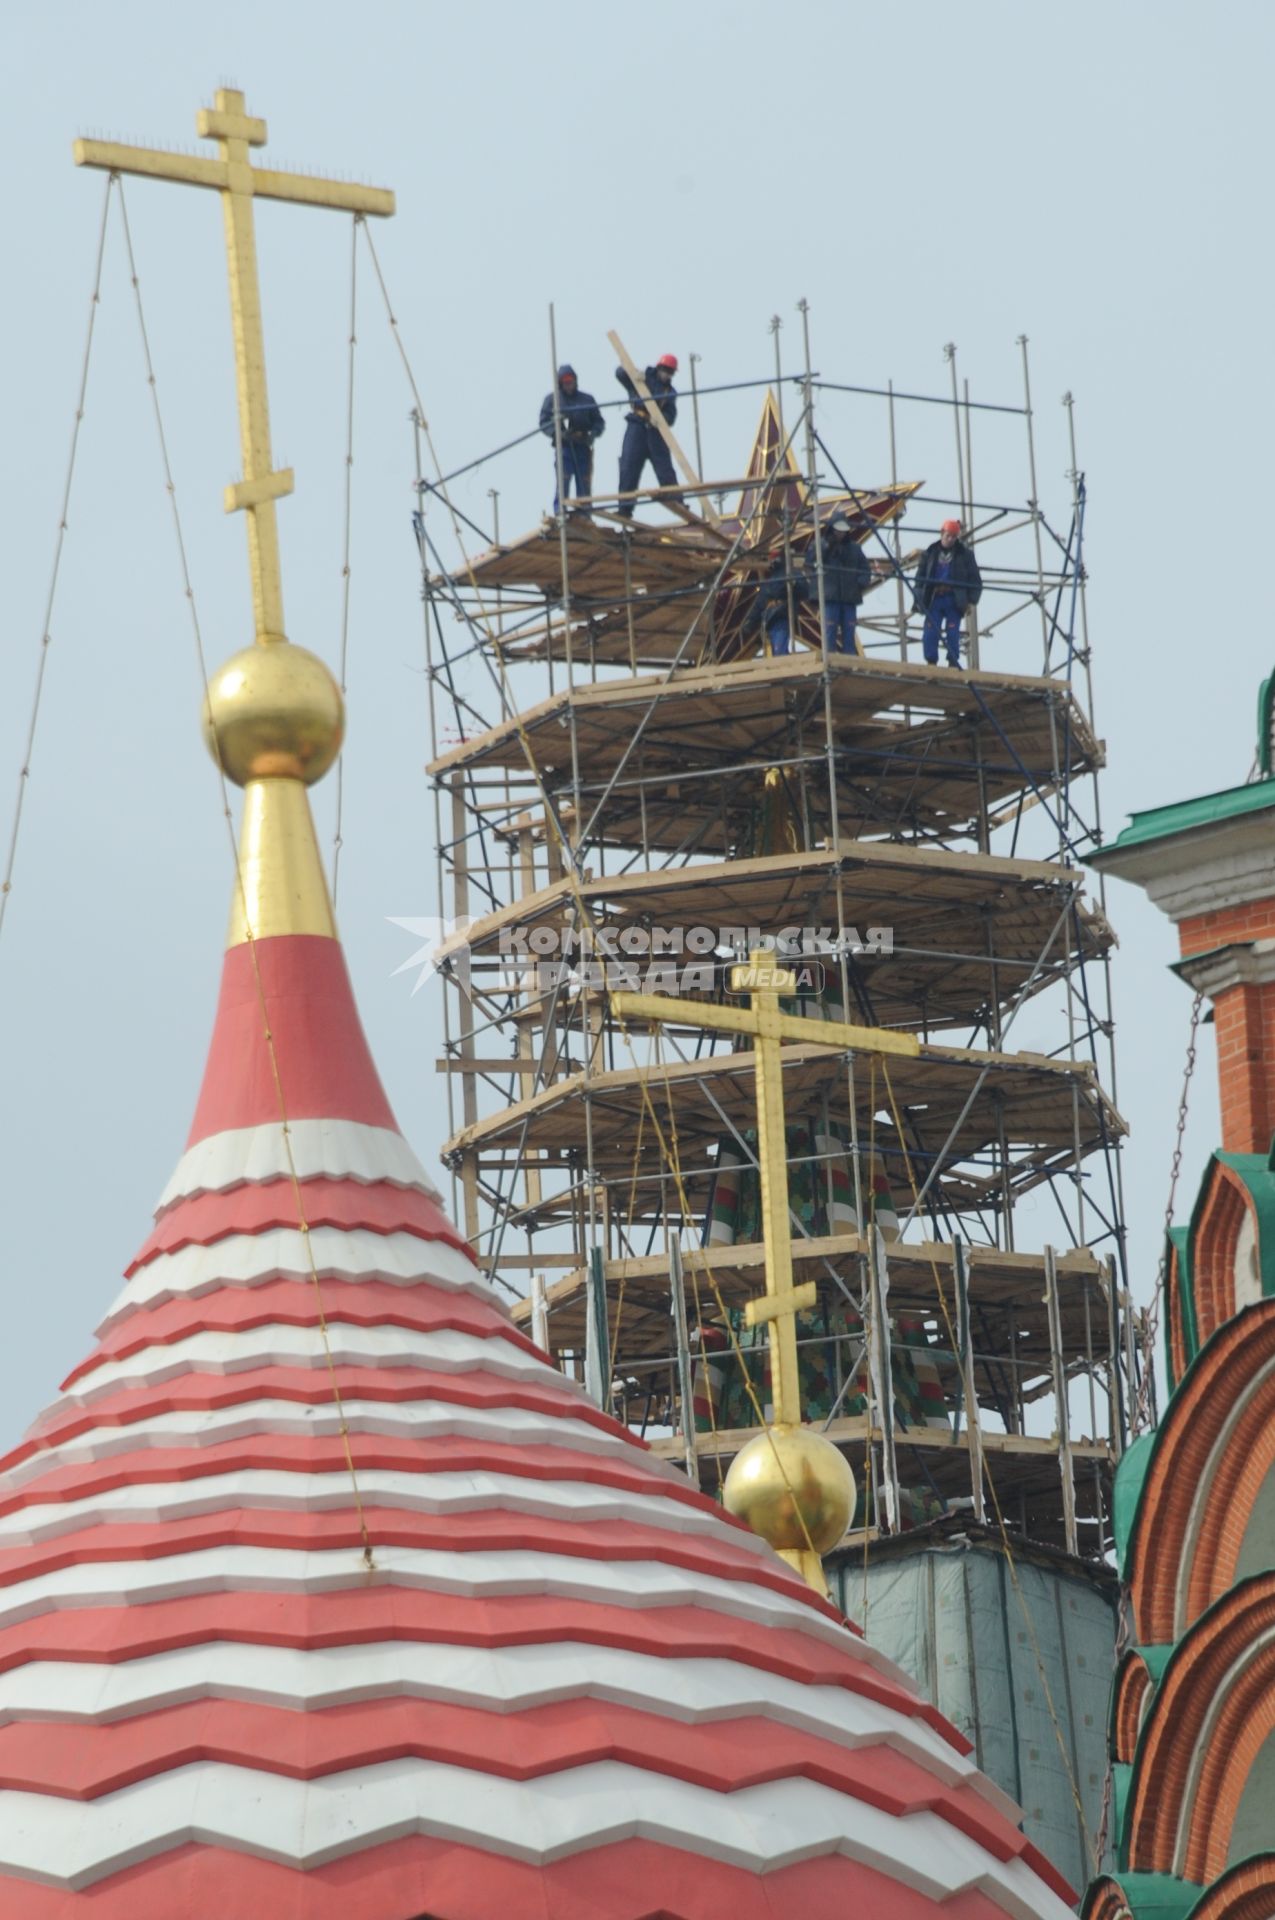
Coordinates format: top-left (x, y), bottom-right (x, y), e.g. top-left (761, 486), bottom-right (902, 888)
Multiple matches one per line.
top-left (616, 354), bottom-right (683, 516)
top-left (539, 365), bottom-right (605, 514)
top-left (913, 519), bottom-right (983, 668)
top-left (743, 549), bottom-right (807, 657)
top-left (804, 511), bottom-right (872, 653)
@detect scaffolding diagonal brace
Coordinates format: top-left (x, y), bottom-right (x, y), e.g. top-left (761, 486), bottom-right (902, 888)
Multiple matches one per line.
top-left (868, 1227), bottom-right (899, 1535)
top-left (954, 1237), bottom-right (986, 1523)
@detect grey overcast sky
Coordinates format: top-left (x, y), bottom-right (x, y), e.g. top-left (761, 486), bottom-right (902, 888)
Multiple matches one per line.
top-left (0, 0), bottom-right (1266, 1435)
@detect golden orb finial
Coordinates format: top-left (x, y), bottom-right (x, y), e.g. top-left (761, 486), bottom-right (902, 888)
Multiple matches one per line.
top-left (201, 643), bottom-right (344, 788)
top-left (723, 1423), bottom-right (856, 1559)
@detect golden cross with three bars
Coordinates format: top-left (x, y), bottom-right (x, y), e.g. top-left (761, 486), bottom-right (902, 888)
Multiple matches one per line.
top-left (74, 89), bottom-right (394, 648)
top-left (613, 951), bottom-right (919, 1429)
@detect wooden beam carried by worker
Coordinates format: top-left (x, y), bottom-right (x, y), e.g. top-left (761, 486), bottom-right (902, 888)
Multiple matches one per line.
top-left (609, 329), bottom-right (722, 529)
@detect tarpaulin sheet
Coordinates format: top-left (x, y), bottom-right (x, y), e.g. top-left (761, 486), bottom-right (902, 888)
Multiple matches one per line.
top-left (839, 1543), bottom-right (1115, 1895)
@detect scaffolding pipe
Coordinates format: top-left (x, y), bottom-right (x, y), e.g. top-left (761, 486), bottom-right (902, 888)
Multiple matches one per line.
top-left (1044, 1243), bottom-right (1079, 1556)
top-left (1018, 335), bottom-right (1053, 667)
top-left (688, 353), bottom-right (704, 479)
top-left (963, 377), bottom-right (981, 672)
top-left (954, 1238), bottom-right (986, 1522)
top-left (669, 1239), bottom-right (698, 1480)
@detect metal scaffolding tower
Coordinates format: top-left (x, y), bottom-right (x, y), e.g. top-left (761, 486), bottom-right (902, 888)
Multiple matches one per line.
top-left (412, 330), bottom-right (1132, 1567)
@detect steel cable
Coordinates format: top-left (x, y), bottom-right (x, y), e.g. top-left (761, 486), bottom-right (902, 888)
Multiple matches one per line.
top-left (0, 177), bottom-right (114, 954)
top-left (117, 178), bottom-right (376, 1571)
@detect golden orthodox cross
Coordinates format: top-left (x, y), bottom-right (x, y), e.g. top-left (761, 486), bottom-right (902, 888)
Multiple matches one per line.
top-left (74, 89), bottom-right (394, 648)
top-left (613, 952), bottom-right (919, 1430)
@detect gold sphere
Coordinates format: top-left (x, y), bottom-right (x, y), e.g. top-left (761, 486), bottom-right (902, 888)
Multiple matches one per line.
top-left (723, 1423), bottom-right (856, 1555)
top-left (201, 643), bottom-right (344, 787)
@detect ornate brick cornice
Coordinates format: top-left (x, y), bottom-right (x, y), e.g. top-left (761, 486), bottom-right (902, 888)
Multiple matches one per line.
top-left (1172, 939), bottom-right (1275, 998)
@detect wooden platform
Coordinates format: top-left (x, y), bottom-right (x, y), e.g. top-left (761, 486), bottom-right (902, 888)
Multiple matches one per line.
top-left (647, 1416), bottom-right (1113, 1557)
top-left (438, 481), bottom-right (928, 668)
top-left (501, 572), bottom-right (919, 670)
top-left (445, 1034), bottom-right (1125, 1224)
top-left (512, 1232), bottom-right (1112, 1386)
top-left (649, 1417), bottom-right (1112, 1477)
top-left (430, 651), bottom-right (1101, 782)
top-left (439, 515), bottom-right (726, 608)
top-left (443, 842), bottom-right (1114, 1036)
top-left (429, 653), bottom-right (1102, 851)
top-left (441, 480), bottom-right (917, 605)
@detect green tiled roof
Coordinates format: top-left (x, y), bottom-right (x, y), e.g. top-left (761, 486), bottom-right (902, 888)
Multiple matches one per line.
top-left (1127, 1875), bottom-right (1202, 1920)
top-left (1142, 1644), bottom-right (1172, 1683)
top-left (1086, 1873), bottom-right (1201, 1920)
top-left (1166, 1226), bottom-right (1194, 1385)
top-left (1114, 1432), bottom-right (1156, 1581)
top-left (1091, 777), bottom-right (1275, 864)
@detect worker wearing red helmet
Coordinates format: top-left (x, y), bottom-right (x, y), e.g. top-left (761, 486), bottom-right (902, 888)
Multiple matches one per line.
top-left (615, 354), bottom-right (684, 517)
top-left (912, 517), bottom-right (983, 669)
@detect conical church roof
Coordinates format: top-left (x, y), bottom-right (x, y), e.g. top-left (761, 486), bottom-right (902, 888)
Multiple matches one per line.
top-left (0, 77), bottom-right (1093, 1915)
top-left (0, 784), bottom-right (1078, 1916)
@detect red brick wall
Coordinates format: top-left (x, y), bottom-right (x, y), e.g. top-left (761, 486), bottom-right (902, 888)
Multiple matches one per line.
top-left (1180, 899), bottom-right (1275, 957)
top-left (1210, 985), bottom-right (1275, 1154)
top-left (1178, 903), bottom-right (1275, 1154)
top-left (1191, 1859), bottom-right (1275, 1919)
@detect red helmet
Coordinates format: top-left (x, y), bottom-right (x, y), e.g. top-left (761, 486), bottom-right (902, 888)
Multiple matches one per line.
top-left (656, 353), bottom-right (679, 372)
top-left (941, 518), bottom-right (962, 535)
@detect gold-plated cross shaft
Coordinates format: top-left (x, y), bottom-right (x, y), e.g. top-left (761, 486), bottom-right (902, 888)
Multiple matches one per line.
top-left (613, 952), bottom-right (919, 1428)
top-left (74, 88), bottom-right (394, 647)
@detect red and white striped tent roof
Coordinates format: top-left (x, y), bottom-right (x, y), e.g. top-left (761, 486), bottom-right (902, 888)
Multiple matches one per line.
top-left (0, 916), bottom-right (1077, 1917)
